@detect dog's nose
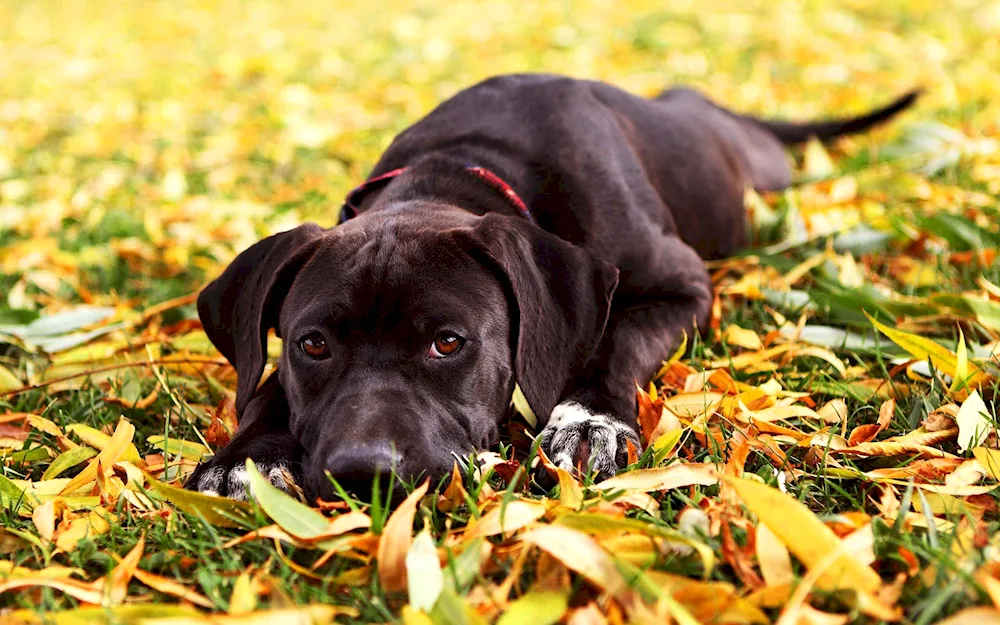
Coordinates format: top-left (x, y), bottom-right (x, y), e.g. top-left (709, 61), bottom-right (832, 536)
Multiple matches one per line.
top-left (324, 443), bottom-right (401, 497)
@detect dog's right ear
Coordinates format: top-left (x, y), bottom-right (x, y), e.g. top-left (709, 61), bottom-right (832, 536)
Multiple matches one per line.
top-left (198, 224), bottom-right (324, 415)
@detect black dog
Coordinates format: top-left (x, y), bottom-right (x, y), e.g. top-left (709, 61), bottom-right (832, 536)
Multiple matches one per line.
top-left (186, 74), bottom-right (917, 500)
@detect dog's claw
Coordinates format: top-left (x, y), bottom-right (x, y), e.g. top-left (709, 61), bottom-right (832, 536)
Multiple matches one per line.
top-left (541, 401), bottom-right (640, 478)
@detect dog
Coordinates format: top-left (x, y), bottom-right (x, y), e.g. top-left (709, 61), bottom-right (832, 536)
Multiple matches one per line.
top-left (185, 73), bottom-right (917, 500)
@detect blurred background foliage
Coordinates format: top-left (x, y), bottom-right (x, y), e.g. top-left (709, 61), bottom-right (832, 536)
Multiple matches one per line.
top-left (1, 0), bottom-right (998, 310)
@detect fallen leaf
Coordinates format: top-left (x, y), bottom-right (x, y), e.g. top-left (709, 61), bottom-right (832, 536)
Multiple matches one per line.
top-left (957, 390), bottom-right (993, 452)
top-left (594, 463), bottom-right (718, 492)
top-left (245, 459), bottom-right (329, 539)
top-left (465, 499), bottom-right (548, 539)
top-left (725, 477), bottom-right (881, 594)
top-left (521, 525), bottom-right (629, 598)
top-left (147, 477), bottom-right (252, 528)
top-left (756, 522), bottom-right (794, 588)
top-left (406, 528), bottom-right (443, 612)
top-left (377, 480), bottom-right (430, 593)
top-left (496, 590), bottom-right (569, 625)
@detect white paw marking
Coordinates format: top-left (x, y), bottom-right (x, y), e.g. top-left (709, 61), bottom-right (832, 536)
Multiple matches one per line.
top-left (541, 401), bottom-right (639, 476)
top-left (226, 466), bottom-right (252, 501)
top-left (196, 463), bottom-right (297, 501)
top-left (196, 467), bottom-right (224, 494)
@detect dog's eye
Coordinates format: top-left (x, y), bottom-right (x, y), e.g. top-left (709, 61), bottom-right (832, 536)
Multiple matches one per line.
top-left (428, 332), bottom-right (464, 358)
top-left (299, 333), bottom-right (330, 360)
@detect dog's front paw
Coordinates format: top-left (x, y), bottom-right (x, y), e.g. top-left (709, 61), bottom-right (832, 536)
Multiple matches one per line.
top-left (540, 401), bottom-right (640, 478)
top-left (184, 431), bottom-right (304, 501)
top-left (186, 458), bottom-right (300, 501)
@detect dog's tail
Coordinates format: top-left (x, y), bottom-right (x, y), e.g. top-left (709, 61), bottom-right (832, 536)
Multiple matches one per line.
top-left (751, 89), bottom-right (921, 145)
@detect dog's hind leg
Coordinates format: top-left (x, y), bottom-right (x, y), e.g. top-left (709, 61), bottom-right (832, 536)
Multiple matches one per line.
top-left (540, 233), bottom-right (713, 478)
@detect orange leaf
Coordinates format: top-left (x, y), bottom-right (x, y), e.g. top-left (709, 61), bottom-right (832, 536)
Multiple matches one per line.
top-left (848, 398), bottom-right (895, 446)
top-left (132, 568), bottom-right (214, 609)
top-left (636, 385), bottom-right (665, 447)
top-left (377, 480), bottom-right (429, 593)
top-left (105, 533), bottom-right (145, 605)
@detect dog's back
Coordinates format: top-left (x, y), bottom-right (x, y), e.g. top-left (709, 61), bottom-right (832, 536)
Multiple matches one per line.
top-left (366, 73), bottom-right (917, 261)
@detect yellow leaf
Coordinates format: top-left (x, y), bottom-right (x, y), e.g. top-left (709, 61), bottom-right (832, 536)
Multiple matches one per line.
top-left (402, 605), bottom-right (436, 625)
top-left (32, 498), bottom-right (63, 545)
top-left (756, 523), bottom-right (794, 588)
top-left (25, 414), bottom-right (65, 439)
top-left (437, 464), bottom-right (470, 513)
top-left (511, 384), bottom-right (537, 428)
top-left (377, 480), bottom-right (430, 593)
top-left (60, 418), bottom-right (137, 495)
top-left (147, 477), bottom-right (253, 529)
top-left (142, 605), bottom-right (345, 624)
top-left (724, 325), bottom-right (763, 350)
top-left (496, 590), bottom-right (569, 625)
top-left (802, 136), bottom-right (837, 179)
top-left (465, 499), bottom-right (548, 539)
top-left (663, 392), bottom-right (725, 418)
top-left (974, 448), bottom-right (1000, 480)
top-left (951, 327), bottom-right (971, 394)
top-left (521, 525), bottom-right (629, 597)
top-left (0, 365), bottom-right (22, 392)
top-left (228, 571), bottom-right (258, 615)
top-left (55, 508), bottom-right (114, 553)
top-left (6, 606), bottom-right (203, 624)
top-left (556, 468), bottom-right (583, 509)
top-left (594, 463), bottom-right (718, 493)
top-left (65, 423), bottom-right (141, 464)
top-left (725, 477), bottom-right (881, 594)
top-left (42, 446), bottom-right (98, 481)
top-left (147, 435), bottom-right (212, 462)
top-left (866, 312), bottom-right (960, 377)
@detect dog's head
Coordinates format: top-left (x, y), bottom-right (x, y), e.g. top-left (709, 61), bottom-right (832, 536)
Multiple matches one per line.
top-left (197, 207), bottom-right (617, 499)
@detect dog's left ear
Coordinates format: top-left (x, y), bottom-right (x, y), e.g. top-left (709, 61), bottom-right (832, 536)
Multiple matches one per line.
top-left (198, 224), bottom-right (325, 415)
top-left (461, 214), bottom-right (619, 420)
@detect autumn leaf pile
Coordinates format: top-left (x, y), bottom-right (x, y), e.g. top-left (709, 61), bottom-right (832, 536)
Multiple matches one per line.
top-left (2, 0), bottom-right (1000, 623)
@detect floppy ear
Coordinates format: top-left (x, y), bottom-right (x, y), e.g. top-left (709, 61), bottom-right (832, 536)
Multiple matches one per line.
top-left (465, 215), bottom-right (618, 420)
top-left (197, 224), bottom-right (324, 415)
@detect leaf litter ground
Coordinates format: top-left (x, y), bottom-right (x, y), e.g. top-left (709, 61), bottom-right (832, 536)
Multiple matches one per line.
top-left (2, 1), bottom-right (1000, 623)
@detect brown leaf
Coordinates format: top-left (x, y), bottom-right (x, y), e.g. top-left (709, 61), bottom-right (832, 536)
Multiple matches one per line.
top-left (636, 385), bottom-right (664, 447)
top-left (205, 396), bottom-right (238, 447)
top-left (438, 463), bottom-right (470, 513)
top-left (847, 398), bottom-right (895, 446)
top-left (376, 480), bottom-right (429, 593)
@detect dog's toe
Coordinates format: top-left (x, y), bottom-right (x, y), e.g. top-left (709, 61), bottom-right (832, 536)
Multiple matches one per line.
top-left (541, 401), bottom-right (640, 478)
top-left (190, 461), bottom-right (299, 501)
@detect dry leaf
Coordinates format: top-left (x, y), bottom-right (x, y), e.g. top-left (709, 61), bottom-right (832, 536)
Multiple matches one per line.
top-left (377, 480), bottom-right (430, 592)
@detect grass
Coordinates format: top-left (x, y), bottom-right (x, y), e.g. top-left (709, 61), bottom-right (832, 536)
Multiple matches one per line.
top-left (1, 0), bottom-right (1000, 623)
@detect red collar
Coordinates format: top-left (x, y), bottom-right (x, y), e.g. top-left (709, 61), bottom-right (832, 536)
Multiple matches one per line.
top-left (340, 165), bottom-right (533, 224)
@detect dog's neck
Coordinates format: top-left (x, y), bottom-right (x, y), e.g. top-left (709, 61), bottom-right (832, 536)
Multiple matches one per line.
top-left (358, 154), bottom-right (532, 222)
